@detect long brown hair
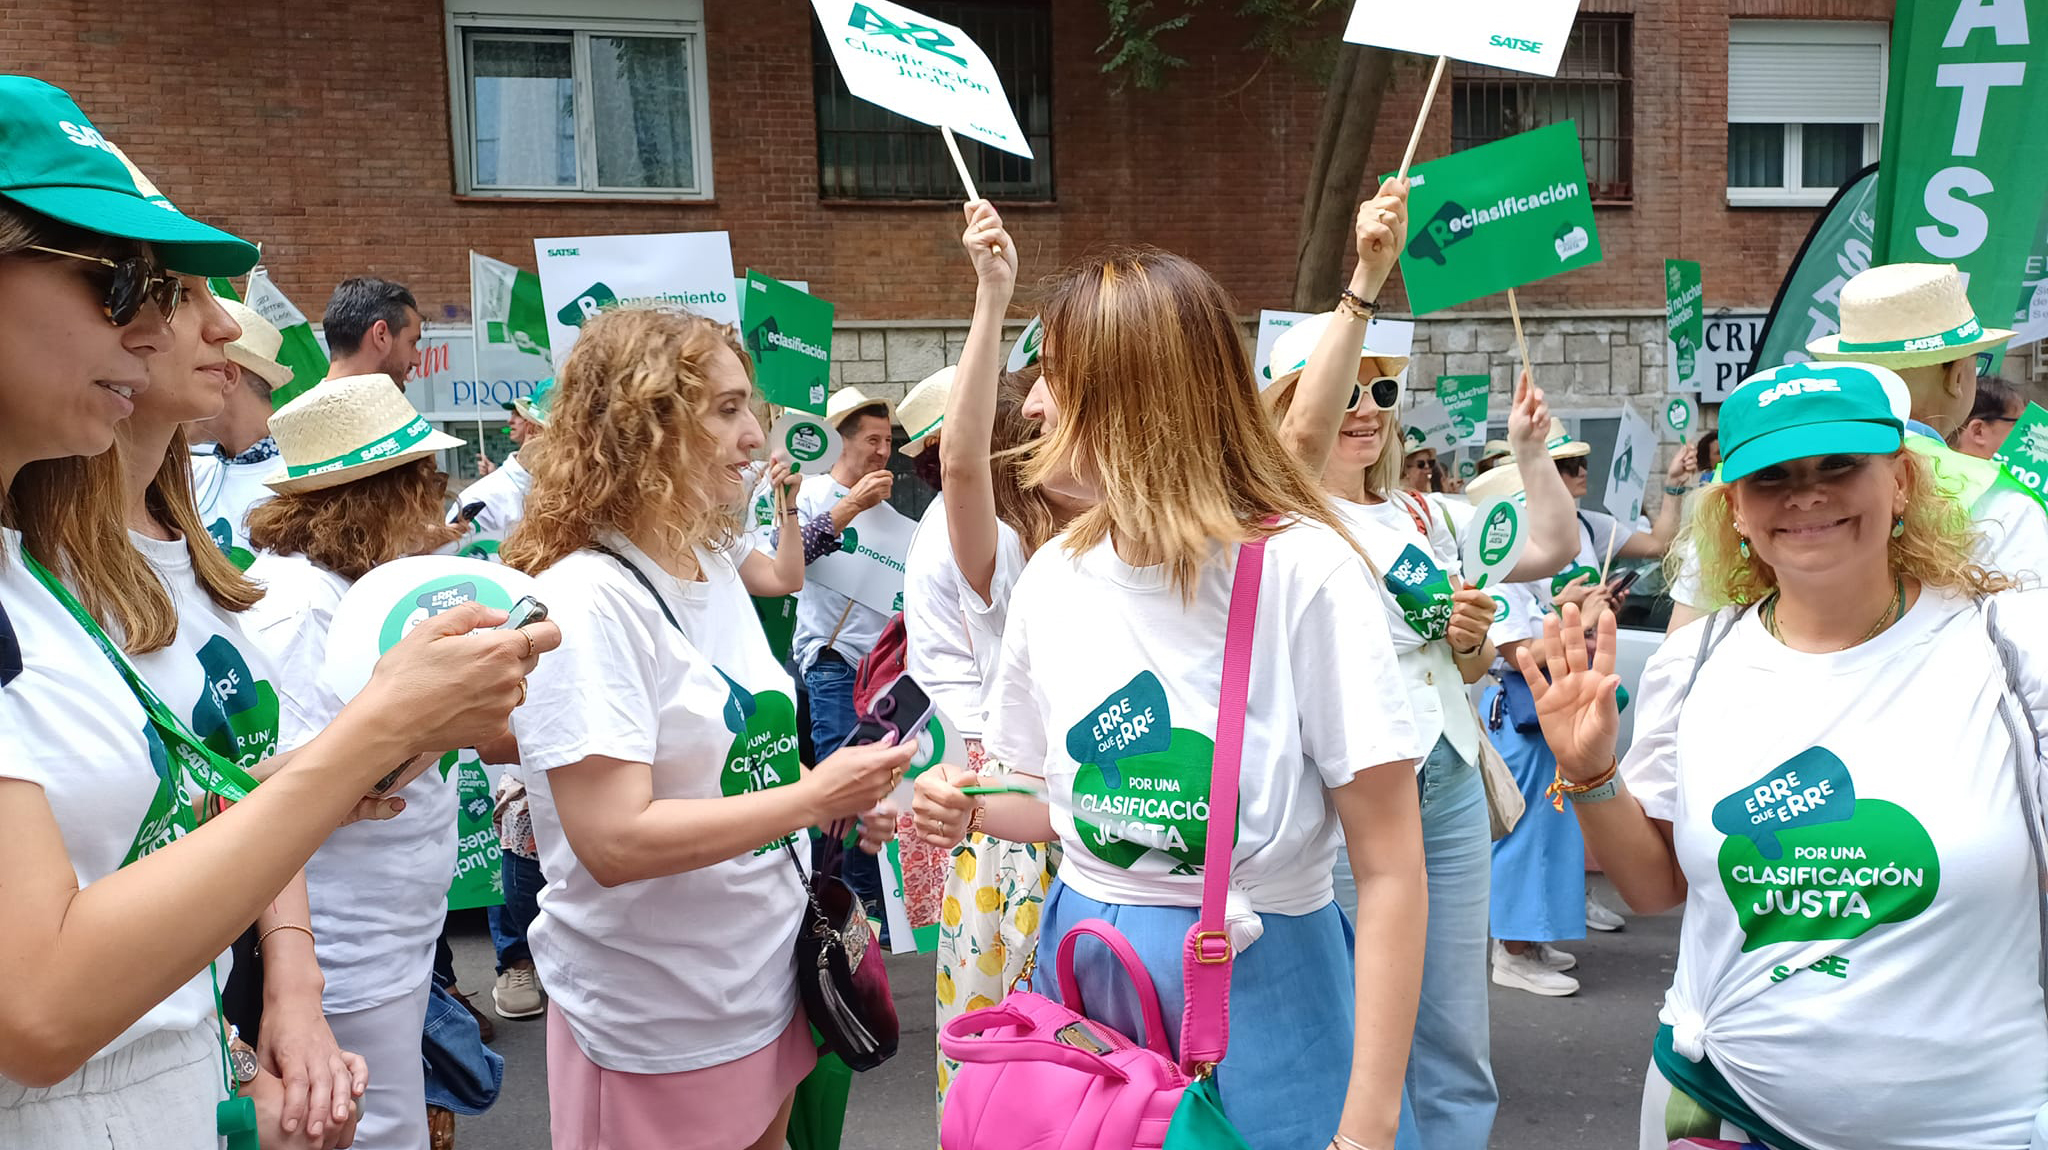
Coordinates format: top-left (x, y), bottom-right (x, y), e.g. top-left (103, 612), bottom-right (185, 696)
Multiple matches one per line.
top-left (1679, 449), bottom-right (2012, 608)
top-left (992, 366), bottom-right (1060, 557)
top-left (1026, 247), bottom-right (1354, 597)
top-left (503, 307), bottom-right (745, 576)
top-left (247, 457), bottom-right (458, 581)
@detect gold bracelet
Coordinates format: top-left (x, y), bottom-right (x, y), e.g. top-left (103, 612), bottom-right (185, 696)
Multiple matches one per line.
top-left (256, 922), bottom-right (316, 954)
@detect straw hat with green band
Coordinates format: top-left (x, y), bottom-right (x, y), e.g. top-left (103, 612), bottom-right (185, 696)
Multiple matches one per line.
top-left (0, 76), bottom-right (258, 277)
top-left (264, 374), bottom-right (464, 494)
top-left (502, 376), bottom-right (555, 426)
top-left (1806, 263), bottom-right (2014, 370)
top-left (1543, 417), bottom-right (1591, 460)
top-left (896, 365), bottom-right (954, 458)
top-left (1716, 361), bottom-right (1906, 483)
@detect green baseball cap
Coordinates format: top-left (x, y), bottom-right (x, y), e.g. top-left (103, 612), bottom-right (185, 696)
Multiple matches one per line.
top-left (1717, 361), bottom-right (1905, 482)
top-left (0, 76), bottom-right (257, 277)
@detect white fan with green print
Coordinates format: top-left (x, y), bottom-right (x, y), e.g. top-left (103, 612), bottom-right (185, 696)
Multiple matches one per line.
top-left (319, 555), bottom-right (541, 703)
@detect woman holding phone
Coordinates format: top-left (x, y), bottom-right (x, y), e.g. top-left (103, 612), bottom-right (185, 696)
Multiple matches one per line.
top-left (500, 307), bottom-right (915, 1150)
top-left (0, 76), bottom-right (555, 1150)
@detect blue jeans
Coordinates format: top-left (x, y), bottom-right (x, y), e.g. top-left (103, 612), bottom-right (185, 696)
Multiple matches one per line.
top-left (804, 652), bottom-right (885, 924)
top-left (1335, 736), bottom-right (1499, 1150)
top-left (422, 979), bottom-right (504, 1115)
top-left (487, 851), bottom-right (544, 974)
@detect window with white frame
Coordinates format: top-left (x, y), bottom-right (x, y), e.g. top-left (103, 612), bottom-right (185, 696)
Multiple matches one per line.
top-left (1726, 21), bottom-right (1886, 206)
top-left (446, 0), bottom-right (712, 199)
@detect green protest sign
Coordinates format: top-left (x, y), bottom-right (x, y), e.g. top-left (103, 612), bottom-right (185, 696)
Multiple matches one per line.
top-left (743, 271), bottom-right (835, 415)
top-left (1746, 164), bottom-right (1880, 380)
top-left (1874, 0), bottom-right (2048, 373)
top-left (1666, 259), bottom-right (1704, 392)
top-left (772, 410), bottom-right (844, 476)
top-left (1393, 121), bottom-right (1603, 314)
top-left (1994, 402), bottom-right (2048, 499)
top-left (1662, 394), bottom-right (1700, 445)
top-left (1459, 494), bottom-right (1528, 589)
top-left (1437, 374), bottom-right (1490, 446)
top-left (447, 751), bottom-right (504, 911)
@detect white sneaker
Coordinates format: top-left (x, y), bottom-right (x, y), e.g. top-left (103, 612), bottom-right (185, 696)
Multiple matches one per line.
top-left (1586, 893), bottom-right (1626, 932)
top-left (1532, 942), bottom-right (1577, 972)
top-left (1492, 941), bottom-right (1580, 996)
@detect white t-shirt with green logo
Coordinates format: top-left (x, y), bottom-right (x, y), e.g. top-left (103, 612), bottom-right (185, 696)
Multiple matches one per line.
top-left (984, 523), bottom-right (1422, 915)
top-left (903, 498), bottom-right (1026, 741)
top-left (128, 533), bottom-right (281, 774)
top-left (190, 449), bottom-right (275, 569)
top-left (1624, 587), bottom-right (2048, 1149)
top-left (0, 530), bottom-right (228, 1063)
top-left (243, 551), bottom-right (459, 1015)
top-left (792, 473), bottom-right (891, 672)
top-left (513, 536), bottom-right (805, 1074)
top-left (1333, 495), bottom-right (1482, 767)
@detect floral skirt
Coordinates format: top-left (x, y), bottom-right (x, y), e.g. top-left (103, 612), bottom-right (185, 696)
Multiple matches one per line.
top-left (932, 744), bottom-right (1055, 1120)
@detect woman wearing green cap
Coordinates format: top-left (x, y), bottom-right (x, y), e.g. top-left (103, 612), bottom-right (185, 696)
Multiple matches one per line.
top-left (1516, 359), bottom-right (2048, 1149)
top-left (0, 77), bottom-right (558, 1149)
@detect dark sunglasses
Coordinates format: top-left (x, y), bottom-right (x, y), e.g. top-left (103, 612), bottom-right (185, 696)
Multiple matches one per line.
top-left (1347, 375), bottom-right (1403, 413)
top-left (27, 244), bottom-right (183, 326)
top-left (1556, 458), bottom-right (1589, 476)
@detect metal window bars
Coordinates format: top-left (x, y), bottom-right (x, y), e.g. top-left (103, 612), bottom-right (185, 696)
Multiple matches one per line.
top-left (1449, 14), bottom-right (1635, 202)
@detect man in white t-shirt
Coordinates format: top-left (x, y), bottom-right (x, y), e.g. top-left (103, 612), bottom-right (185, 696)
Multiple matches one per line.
top-left (189, 297), bottom-right (294, 570)
top-left (451, 377), bottom-right (552, 564)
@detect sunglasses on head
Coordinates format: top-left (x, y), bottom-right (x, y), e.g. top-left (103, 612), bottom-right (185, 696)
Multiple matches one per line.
top-left (27, 245), bottom-right (183, 327)
top-left (1346, 375), bottom-right (1402, 413)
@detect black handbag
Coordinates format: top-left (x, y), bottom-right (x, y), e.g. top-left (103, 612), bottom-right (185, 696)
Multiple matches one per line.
top-left (784, 830), bottom-right (898, 1071)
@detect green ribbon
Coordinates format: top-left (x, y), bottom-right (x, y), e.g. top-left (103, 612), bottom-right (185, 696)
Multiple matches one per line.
top-left (904, 413), bottom-right (945, 443)
top-left (286, 414), bottom-right (436, 479)
top-left (1835, 316), bottom-right (1987, 355)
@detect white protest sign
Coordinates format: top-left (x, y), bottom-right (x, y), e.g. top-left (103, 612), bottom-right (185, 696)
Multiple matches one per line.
top-left (1602, 404), bottom-right (1659, 525)
top-left (1343, 0), bottom-right (1584, 77)
top-left (533, 232), bottom-right (739, 370)
top-left (772, 410), bottom-right (844, 476)
top-left (810, 499), bottom-right (916, 614)
top-left (1661, 394), bottom-right (1699, 445)
top-left (811, 0), bottom-right (1032, 159)
top-left (1402, 398), bottom-right (1461, 456)
top-left (1007, 315), bottom-right (1044, 372)
top-left (1254, 309), bottom-right (1312, 386)
top-left (1459, 493), bottom-right (1528, 589)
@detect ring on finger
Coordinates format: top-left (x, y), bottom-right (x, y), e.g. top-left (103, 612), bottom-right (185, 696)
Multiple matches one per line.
top-left (516, 678), bottom-right (528, 706)
top-left (520, 629), bottom-right (536, 659)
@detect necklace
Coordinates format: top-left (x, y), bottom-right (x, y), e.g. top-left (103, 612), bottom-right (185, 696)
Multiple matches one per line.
top-left (1762, 574), bottom-right (1904, 650)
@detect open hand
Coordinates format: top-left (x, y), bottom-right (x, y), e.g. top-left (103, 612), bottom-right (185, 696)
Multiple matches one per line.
top-left (1512, 603), bottom-right (1622, 782)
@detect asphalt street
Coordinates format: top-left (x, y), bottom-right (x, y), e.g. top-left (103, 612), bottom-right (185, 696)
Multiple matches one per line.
top-left (446, 878), bottom-right (1675, 1149)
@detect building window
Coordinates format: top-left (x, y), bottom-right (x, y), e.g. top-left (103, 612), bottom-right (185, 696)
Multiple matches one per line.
top-left (447, 2), bottom-right (712, 199)
top-left (1451, 15), bottom-right (1634, 203)
top-left (814, 2), bottom-right (1053, 201)
top-left (1727, 21), bottom-right (1886, 207)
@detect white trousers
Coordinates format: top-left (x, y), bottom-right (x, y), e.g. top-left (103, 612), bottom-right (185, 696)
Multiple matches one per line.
top-left (0, 1022), bottom-right (222, 1149)
top-left (327, 977), bottom-right (434, 1150)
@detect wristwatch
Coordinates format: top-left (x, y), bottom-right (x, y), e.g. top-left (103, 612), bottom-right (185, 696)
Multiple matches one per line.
top-left (228, 1033), bottom-right (260, 1087)
top-left (1564, 775), bottom-right (1621, 805)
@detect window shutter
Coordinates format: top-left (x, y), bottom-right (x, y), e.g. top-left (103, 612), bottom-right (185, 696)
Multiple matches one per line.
top-left (1728, 22), bottom-right (1886, 124)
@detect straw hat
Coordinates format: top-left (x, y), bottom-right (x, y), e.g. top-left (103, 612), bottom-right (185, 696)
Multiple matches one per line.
top-left (503, 376), bottom-right (555, 426)
top-left (1544, 417), bottom-right (1591, 460)
top-left (217, 298), bottom-right (294, 390)
top-left (1261, 311), bottom-right (1411, 399)
top-left (826, 384), bottom-right (894, 430)
top-left (896, 365), bottom-right (955, 457)
top-left (1806, 263), bottom-right (2015, 369)
top-left (1465, 458), bottom-right (1526, 505)
top-left (263, 374), bottom-right (464, 494)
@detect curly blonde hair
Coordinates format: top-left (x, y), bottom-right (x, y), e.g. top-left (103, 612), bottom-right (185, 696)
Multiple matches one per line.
top-left (502, 307), bottom-right (746, 575)
top-left (1680, 449), bottom-right (2011, 608)
top-left (247, 458), bottom-right (460, 582)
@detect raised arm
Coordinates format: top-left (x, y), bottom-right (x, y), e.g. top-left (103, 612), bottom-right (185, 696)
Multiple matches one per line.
top-left (741, 454), bottom-right (805, 596)
top-left (1275, 178), bottom-right (1409, 475)
top-left (1619, 446), bottom-right (1694, 560)
top-left (1502, 370), bottom-right (1578, 582)
top-left (942, 200), bottom-right (1019, 603)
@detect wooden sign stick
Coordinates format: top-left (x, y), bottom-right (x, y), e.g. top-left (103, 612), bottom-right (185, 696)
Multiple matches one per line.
top-left (940, 125), bottom-right (1001, 257)
top-left (1397, 55), bottom-right (1449, 181)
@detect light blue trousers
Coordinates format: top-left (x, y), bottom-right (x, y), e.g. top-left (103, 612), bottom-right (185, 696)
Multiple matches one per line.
top-left (1335, 736), bottom-right (1499, 1150)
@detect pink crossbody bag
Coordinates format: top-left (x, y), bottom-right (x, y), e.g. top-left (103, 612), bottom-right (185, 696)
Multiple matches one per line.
top-left (936, 538), bottom-right (1267, 1150)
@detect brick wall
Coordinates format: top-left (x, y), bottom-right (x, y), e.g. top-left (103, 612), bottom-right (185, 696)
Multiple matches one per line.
top-left (3, 0), bottom-right (1889, 327)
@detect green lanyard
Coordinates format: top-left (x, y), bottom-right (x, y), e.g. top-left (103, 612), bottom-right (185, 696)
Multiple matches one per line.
top-left (19, 550), bottom-right (262, 1148)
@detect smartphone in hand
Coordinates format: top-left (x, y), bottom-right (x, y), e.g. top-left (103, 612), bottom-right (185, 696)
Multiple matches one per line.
top-left (844, 674), bottom-right (935, 750)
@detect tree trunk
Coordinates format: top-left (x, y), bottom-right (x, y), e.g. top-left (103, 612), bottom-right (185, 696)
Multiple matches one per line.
top-left (1291, 45), bottom-right (1396, 311)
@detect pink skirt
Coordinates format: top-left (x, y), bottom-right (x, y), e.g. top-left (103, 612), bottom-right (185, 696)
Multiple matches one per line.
top-left (546, 1003), bottom-right (816, 1150)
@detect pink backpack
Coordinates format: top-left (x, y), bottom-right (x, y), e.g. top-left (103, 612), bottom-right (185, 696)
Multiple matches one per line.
top-left (937, 539), bottom-right (1266, 1150)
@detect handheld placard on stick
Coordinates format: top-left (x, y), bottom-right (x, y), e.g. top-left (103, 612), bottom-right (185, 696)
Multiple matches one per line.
top-left (1397, 55), bottom-right (1449, 181)
top-left (1600, 517), bottom-right (1622, 583)
top-left (940, 125), bottom-right (1001, 257)
top-left (1506, 288), bottom-right (1534, 388)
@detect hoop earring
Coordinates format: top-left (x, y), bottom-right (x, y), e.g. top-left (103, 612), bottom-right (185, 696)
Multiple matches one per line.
top-left (1891, 516), bottom-right (1906, 538)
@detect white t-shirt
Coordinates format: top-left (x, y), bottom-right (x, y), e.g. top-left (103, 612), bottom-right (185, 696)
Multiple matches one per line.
top-left (128, 533), bottom-right (281, 774)
top-left (449, 454), bottom-right (534, 563)
top-left (190, 448), bottom-right (277, 569)
top-left (902, 499), bottom-right (1026, 741)
top-left (792, 473), bottom-right (891, 671)
top-left (0, 530), bottom-right (229, 1062)
top-left (984, 523), bottom-right (1422, 915)
top-left (1625, 588), bottom-right (2048, 1149)
top-left (512, 537), bottom-right (805, 1074)
top-left (1333, 495), bottom-right (1481, 765)
top-left (242, 551), bottom-right (458, 1015)
top-left (1564, 506), bottom-right (1632, 589)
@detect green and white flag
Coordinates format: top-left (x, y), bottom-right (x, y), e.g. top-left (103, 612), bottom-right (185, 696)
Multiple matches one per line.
top-left (469, 251), bottom-right (552, 365)
top-left (1665, 259), bottom-right (1704, 393)
top-left (1746, 164), bottom-right (1880, 380)
top-left (1603, 404), bottom-right (1659, 525)
top-left (743, 270), bottom-right (835, 415)
top-left (213, 269), bottom-right (329, 409)
top-left (1994, 401), bottom-right (2048, 499)
top-left (1873, 0), bottom-right (2048, 371)
top-left (1393, 121), bottom-right (1604, 314)
top-left (1437, 374), bottom-right (1490, 446)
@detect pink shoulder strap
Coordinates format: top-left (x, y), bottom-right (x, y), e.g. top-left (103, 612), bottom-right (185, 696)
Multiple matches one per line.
top-left (1177, 534), bottom-right (1266, 1073)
